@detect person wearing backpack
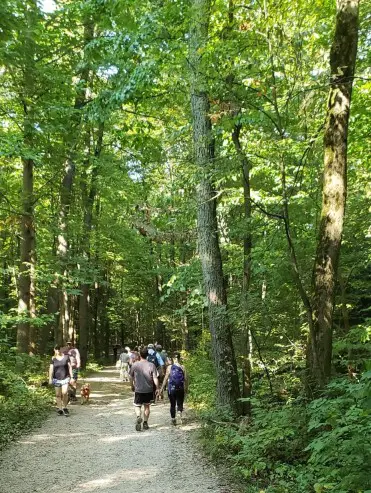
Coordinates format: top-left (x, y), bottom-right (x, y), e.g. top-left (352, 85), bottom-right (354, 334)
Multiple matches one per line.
top-left (158, 352), bottom-right (188, 425)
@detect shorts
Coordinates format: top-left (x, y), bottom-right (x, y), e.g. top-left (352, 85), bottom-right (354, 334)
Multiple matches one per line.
top-left (134, 392), bottom-right (155, 406)
top-left (52, 377), bottom-right (70, 387)
top-left (72, 368), bottom-right (79, 381)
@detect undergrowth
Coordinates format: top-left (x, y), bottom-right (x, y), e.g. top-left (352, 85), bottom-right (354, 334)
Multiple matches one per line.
top-left (185, 325), bottom-right (371, 493)
top-left (0, 351), bottom-right (53, 450)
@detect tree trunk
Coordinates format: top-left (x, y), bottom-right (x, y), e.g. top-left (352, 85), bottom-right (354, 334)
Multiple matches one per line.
top-left (56, 20), bottom-right (94, 346)
top-left (39, 282), bottom-right (58, 355)
top-left (232, 123), bottom-right (252, 415)
top-left (309, 0), bottom-right (360, 391)
top-left (17, 156), bottom-right (35, 353)
top-left (17, 2), bottom-right (37, 354)
top-left (189, 0), bottom-right (240, 416)
top-left (79, 123), bottom-right (104, 368)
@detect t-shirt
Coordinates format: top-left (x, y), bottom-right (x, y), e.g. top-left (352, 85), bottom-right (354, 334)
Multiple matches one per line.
top-left (129, 360), bottom-right (157, 393)
top-left (161, 351), bottom-right (169, 365)
top-left (51, 355), bottom-right (70, 380)
top-left (120, 352), bottom-right (130, 364)
top-left (155, 352), bottom-right (164, 366)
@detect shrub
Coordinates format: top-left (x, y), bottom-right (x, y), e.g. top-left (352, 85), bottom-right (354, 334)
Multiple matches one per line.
top-left (0, 355), bottom-right (53, 449)
top-left (306, 372), bottom-right (371, 492)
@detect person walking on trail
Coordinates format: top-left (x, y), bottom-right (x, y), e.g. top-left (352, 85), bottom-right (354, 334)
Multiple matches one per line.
top-left (160, 347), bottom-right (169, 366)
top-left (147, 343), bottom-right (163, 403)
top-left (49, 345), bottom-right (74, 416)
top-left (130, 347), bottom-right (140, 366)
top-left (155, 344), bottom-right (166, 400)
top-left (129, 346), bottom-right (159, 431)
top-left (119, 348), bottom-right (130, 382)
top-left (147, 343), bottom-right (164, 367)
top-left (159, 352), bottom-right (188, 425)
top-left (64, 341), bottom-right (80, 401)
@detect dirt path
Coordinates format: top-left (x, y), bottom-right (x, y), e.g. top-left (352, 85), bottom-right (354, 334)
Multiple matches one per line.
top-left (0, 367), bottom-right (230, 493)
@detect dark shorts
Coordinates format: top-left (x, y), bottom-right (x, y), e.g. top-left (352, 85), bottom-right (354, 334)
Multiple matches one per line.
top-left (72, 368), bottom-right (79, 381)
top-left (134, 392), bottom-right (154, 406)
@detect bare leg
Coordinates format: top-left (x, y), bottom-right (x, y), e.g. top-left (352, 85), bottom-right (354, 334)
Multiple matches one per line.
top-left (143, 404), bottom-right (150, 422)
top-left (134, 405), bottom-right (143, 431)
top-left (61, 383), bottom-right (69, 408)
top-left (55, 387), bottom-right (62, 409)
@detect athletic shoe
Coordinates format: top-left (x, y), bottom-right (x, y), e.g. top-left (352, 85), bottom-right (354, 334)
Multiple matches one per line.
top-left (143, 421), bottom-right (149, 430)
top-left (57, 409), bottom-right (63, 416)
top-left (135, 416), bottom-right (142, 431)
top-left (171, 418), bottom-right (176, 426)
top-left (62, 408), bottom-right (70, 416)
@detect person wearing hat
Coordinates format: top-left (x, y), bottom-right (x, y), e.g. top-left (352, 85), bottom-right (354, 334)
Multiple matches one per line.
top-left (64, 340), bottom-right (81, 400)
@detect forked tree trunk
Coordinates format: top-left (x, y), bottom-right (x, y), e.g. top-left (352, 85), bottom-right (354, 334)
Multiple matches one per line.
top-left (189, 0), bottom-right (240, 416)
top-left (309, 0), bottom-right (360, 391)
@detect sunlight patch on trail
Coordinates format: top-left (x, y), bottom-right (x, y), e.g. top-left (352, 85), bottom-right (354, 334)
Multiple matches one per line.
top-left (74, 467), bottom-right (157, 491)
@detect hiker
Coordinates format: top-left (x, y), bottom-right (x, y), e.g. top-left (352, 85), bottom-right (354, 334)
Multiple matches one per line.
top-left (160, 347), bottom-right (169, 366)
top-left (49, 345), bottom-right (74, 416)
top-left (147, 343), bottom-right (164, 402)
top-left (119, 347), bottom-right (131, 382)
top-left (65, 340), bottom-right (81, 401)
top-left (159, 351), bottom-right (187, 425)
top-left (147, 343), bottom-right (164, 368)
top-left (155, 344), bottom-right (166, 400)
top-left (130, 347), bottom-right (140, 366)
top-left (129, 346), bottom-right (159, 431)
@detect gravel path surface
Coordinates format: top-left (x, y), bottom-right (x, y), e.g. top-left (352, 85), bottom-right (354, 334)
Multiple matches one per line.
top-left (0, 367), bottom-right (230, 493)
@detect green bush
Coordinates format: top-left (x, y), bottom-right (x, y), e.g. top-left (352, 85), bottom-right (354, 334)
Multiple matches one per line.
top-left (306, 372), bottom-right (371, 492)
top-left (186, 347), bottom-right (216, 411)
top-left (0, 355), bottom-right (53, 450)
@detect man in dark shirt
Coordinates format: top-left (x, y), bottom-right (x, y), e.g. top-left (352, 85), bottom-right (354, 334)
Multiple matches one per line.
top-left (129, 346), bottom-right (159, 431)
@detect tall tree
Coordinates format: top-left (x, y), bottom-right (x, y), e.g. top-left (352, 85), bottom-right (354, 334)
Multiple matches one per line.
top-left (57, 19), bottom-right (94, 345)
top-left (79, 122), bottom-right (104, 368)
top-left (17, 1), bottom-right (38, 353)
top-left (309, 0), bottom-right (360, 391)
top-left (189, 0), bottom-right (240, 415)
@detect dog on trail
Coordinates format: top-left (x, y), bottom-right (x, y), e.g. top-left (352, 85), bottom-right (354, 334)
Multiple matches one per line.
top-left (67, 384), bottom-right (77, 404)
top-left (80, 383), bottom-right (91, 404)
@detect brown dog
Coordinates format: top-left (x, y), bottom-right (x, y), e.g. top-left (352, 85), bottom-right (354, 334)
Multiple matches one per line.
top-left (80, 383), bottom-right (91, 405)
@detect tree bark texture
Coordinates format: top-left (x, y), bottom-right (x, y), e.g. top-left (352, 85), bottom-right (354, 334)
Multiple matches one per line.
top-left (57, 20), bottom-right (94, 346)
top-left (17, 157), bottom-right (35, 353)
top-left (17, 2), bottom-right (37, 353)
top-left (309, 0), bottom-right (360, 390)
top-left (79, 123), bottom-right (104, 368)
top-left (232, 123), bottom-right (253, 415)
top-left (189, 0), bottom-right (240, 415)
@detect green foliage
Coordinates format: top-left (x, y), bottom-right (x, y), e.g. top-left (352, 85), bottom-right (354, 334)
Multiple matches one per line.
top-left (187, 330), bottom-right (371, 492)
top-left (0, 354), bottom-right (52, 450)
top-left (186, 337), bottom-right (216, 411)
top-left (306, 373), bottom-right (371, 492)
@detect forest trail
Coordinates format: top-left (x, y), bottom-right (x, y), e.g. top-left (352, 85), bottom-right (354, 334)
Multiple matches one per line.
top-left (0, 367), bottom-right (230, 493)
